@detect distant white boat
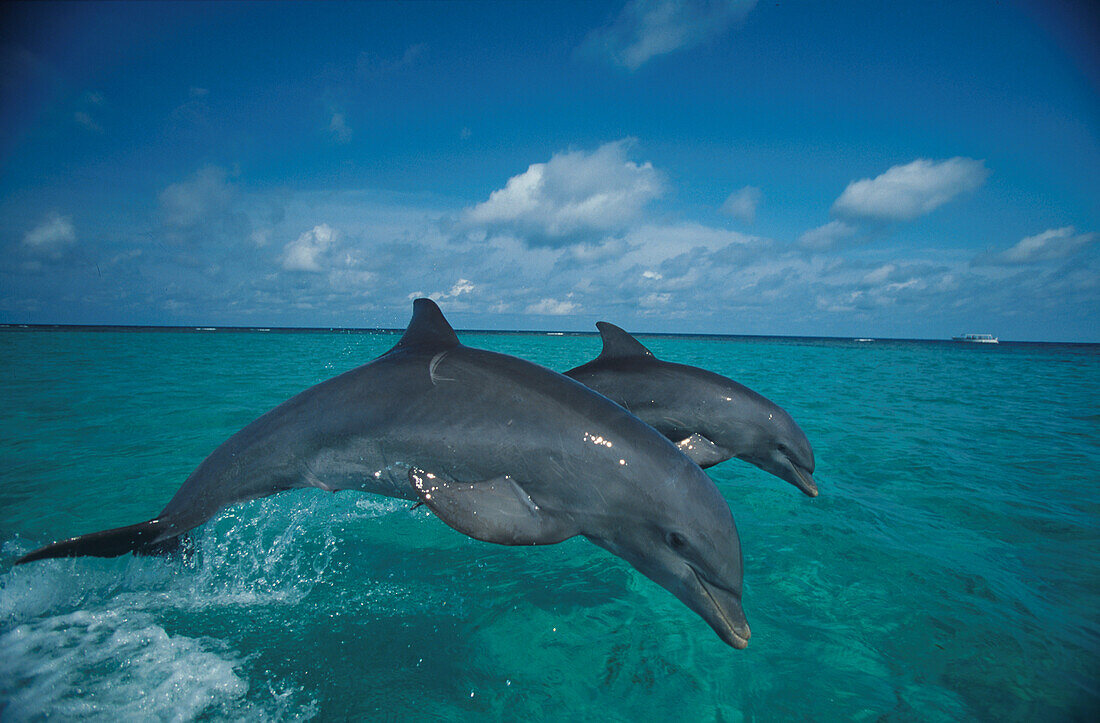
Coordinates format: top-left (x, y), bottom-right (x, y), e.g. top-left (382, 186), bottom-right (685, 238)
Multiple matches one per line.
top-left (855, 338), bottom-right (874, 342)
top-left (952, 333), bottom-right (998, 344)
top-left (547, 332), bottom-right (564, 336)
top-left (195, 327), bottom-right (217, 331)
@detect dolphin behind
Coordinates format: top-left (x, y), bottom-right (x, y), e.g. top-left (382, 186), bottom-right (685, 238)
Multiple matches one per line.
top-left (565, 322), bottom-right (818, 497)
top-left (16, 300), bottom-right (751, 649)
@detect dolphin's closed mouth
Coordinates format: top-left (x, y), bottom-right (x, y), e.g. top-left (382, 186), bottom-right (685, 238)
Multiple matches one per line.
top-left (791, 463), bottom-right (819, 497)
top-left (690, 566), bottom-right (750, 649)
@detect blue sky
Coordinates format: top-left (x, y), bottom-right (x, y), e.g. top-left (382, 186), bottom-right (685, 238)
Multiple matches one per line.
top-left (2, 1), bottom-right (1098, 340)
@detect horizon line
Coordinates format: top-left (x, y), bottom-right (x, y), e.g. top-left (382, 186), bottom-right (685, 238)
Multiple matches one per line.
top-left (1, 322), bottom-right (1094, 346)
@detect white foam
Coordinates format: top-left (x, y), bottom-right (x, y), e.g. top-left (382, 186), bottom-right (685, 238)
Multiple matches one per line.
top-left (0, 609), bottom-right (247, 720)
top-left (0, 492), bottom-right (430, 719)
top-left (0, 497), bottom-right (358, 720)
top-left (350, 496), bottom-right (409, 518)
top-left (0, 607), bottom-right (320, 720)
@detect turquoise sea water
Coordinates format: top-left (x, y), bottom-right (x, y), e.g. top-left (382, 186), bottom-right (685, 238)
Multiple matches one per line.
top-left (1, 329), bottom-right (1097, 720)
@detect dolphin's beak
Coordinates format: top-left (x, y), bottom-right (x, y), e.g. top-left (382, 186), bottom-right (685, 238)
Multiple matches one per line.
top-left (787, 460), bottom-right (818, 497)
top-left (689, 566), bottom-right (751, 649)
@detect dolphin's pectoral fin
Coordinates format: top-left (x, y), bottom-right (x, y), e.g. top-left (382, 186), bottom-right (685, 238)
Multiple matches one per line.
top-left (675, 433), bottom-right (731, 469)
top-left (408, 468), bottom-right (576, 546)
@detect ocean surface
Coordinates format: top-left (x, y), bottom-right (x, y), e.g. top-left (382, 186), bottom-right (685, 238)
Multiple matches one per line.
top-left (1, 328), bottom-right (1097, 721)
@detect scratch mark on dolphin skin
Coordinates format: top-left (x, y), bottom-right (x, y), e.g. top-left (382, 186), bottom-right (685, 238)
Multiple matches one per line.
top-left (430, 351), bottom-right (455, 385)
top-left (303, 468), bottom-right (333, 492)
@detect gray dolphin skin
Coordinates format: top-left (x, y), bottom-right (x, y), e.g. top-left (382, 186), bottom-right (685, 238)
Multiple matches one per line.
top-left (565, 322), bottom-right (818, 497)
top-left (16, 299), bottom-right (751, 649)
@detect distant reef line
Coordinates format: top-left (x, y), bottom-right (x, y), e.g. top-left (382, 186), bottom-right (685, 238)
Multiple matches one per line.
top-left (0, 323), bottom-right (1095, 346)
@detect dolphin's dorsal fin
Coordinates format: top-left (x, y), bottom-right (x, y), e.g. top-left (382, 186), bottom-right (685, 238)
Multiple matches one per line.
top-left (595, 322), bottom-right (657, 361)
top-left (393, 298), bottom-right (460, 352)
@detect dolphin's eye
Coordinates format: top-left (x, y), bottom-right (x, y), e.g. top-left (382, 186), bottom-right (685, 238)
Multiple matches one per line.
top-left (777, 443), bottom-right (790, 457)
top-left (667, 531), bottom-right (687, 550)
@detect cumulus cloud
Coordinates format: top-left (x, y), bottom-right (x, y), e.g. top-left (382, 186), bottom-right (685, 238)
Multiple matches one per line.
top-left (23, 212), bottom-right (76, 256)
top-left (581, 0), bottom-right (757, 70)
top-left (415, 278), bottom-right (478, 303)
top-left (978, 226), bottom-right (1097, 265)
top-left (8, 155), bottom-right (1093, 339)
top-left (833, 158), bottom-right (988, 221)
top-left (812, 260), bottom-right (960, 315)
top-left (464, 140), bottom-right (663, 245)
top-left (798, 220), bottom-right (857, 251)
top-left (160, 166), bottom-right (237, 230)
top-left (526, 297), bottom-right (579, 315)
top-left (282, 224), bottom-right (337, 272)
top-left (449, 278), bottom-right (475, 296)
top-left (720, 185), bottom-right (761, 223)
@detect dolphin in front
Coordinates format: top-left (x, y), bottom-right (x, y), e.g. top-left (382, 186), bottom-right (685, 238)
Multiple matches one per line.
top-left (565, 322), bottom-right (818, 497)
top-left (16, 299), bottom-right (751, 649)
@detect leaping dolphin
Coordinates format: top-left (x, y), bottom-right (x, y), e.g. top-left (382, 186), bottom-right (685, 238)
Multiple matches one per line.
top-left (16, 299), bottom-right (751, 649)
top-left (564, 322), bottom-right (818, 497)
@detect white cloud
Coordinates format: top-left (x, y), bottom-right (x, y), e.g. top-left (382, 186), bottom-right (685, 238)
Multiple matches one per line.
top-left (450, 279), bottom-right (475, 296)
top-left (11, 160), bottom-right (1093, 339)
top-left (327, 268), bottom-right (375, 291)
top-left (991, 227), bottom-right (1097, 265)
top-left (720, 185), bottom-right (761, 223)
top-left (862, 264), bottom-right (897, 285)
top-left (23, 212), bottom-right (76, 255)
top-left (616, 222), bottom-right (760, 268)
top-left (798, 220), bottom-right (857, 250)
top-left (526, 297), bottom-right (578, 315)
top-left (160, 166), bottom-right (236, 229)
top-left (329, 112), bottom-right (352, 143)
top-left (425, 278), bottom-right (478, 302)
top-left (582, 0), bottom-right (758, 70)
top-left (639, 292), bottom-right (672, 307)
top-left (282, 224), bottom-right (337, 272)
top-left (464, 140), bottom-right (663, 244)
top-left (833, 158), bottom-right (988, 221)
